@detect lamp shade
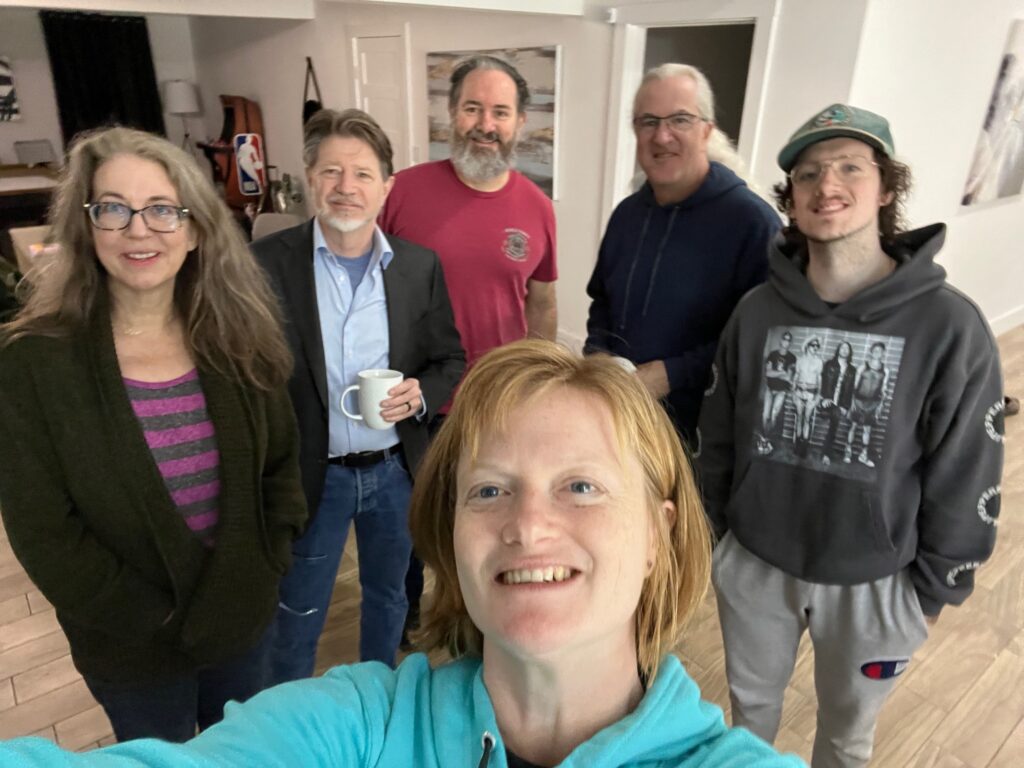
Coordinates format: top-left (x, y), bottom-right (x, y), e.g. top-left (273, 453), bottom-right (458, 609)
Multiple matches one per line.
top-left (164, 80), bottom-right (200, 115)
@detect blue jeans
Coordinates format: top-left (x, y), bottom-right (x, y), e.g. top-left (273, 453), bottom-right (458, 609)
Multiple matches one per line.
top-left (271, 452), bottom-right (413, 682)
top-left (83, 624), bottom-right (274, 743)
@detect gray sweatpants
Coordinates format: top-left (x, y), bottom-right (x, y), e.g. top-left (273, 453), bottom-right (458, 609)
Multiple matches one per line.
top-left (712, 532), bottom-right (930, 768)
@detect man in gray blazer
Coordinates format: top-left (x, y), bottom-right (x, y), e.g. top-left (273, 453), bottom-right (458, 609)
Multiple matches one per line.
top-left (252, 109), bottom-right (464, 679)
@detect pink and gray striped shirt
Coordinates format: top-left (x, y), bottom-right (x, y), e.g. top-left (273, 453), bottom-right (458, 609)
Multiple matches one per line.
top-left (124, 369), bottom-right (220, 546)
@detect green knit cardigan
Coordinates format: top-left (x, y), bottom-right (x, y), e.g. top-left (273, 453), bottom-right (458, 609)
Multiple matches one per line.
top-left (0, 303), bottom-right (308, 684)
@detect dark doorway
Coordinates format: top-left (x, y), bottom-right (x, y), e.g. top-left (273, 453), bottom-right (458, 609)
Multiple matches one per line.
top-left (644, 23), bottom-right (755, 146)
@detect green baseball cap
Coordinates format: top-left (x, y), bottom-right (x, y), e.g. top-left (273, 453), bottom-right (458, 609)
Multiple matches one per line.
top-left (777, 103), bottom-right (894, 171)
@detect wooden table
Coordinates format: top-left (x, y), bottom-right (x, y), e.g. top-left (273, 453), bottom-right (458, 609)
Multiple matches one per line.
top-left (1, 165), bottom-right (59, 220)
top-left (0, 165), bottom-right (59, 267)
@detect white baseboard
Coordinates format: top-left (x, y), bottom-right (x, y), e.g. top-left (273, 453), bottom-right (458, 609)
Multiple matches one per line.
top-left (992, 305), bottom-right (1024, 337)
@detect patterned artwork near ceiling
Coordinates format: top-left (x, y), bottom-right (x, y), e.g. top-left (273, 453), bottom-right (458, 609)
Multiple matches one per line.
top-left (427, 46), bottom-right (560, 199)
top-left (0, 57), bottom-right (21, 121)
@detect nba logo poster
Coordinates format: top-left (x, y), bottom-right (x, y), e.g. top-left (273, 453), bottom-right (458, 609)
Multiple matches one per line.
top-left (234, 133), bottom-right (265, 196)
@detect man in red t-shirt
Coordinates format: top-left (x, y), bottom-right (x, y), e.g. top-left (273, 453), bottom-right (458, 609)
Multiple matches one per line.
top-left (379, 55), bottom-right (558, 645)
top-left (380, 55), bottom-right (557, 370)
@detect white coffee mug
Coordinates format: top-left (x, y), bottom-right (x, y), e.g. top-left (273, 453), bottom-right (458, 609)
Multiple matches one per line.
top-left (340, 369), bottom-right (404, 430)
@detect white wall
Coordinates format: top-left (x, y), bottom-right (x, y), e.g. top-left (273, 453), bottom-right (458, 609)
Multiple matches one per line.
top-left (0, 8), bottom-right (202, 162)
top-left (0, 9), bottom-right (63, 165)
top-left (748, 0), bottom-right (870, 192)
top-left (850, 0), bottom-right (1024, 334)
top-left (192, 1), bottom-right (614, 346)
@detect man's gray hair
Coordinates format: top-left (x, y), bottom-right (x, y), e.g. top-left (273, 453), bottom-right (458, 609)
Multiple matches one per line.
top-left (634, 63), bottom-right (716, 121)
top-left (634, 62), bottom-right (758, 188)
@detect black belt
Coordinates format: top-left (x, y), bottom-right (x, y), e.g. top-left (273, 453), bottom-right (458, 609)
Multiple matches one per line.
top-left (327, 444), bottom-right (401, 469)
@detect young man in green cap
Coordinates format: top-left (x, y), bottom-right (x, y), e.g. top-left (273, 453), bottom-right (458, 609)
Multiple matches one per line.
top-left (698, 104), bottom-right (1004, 767)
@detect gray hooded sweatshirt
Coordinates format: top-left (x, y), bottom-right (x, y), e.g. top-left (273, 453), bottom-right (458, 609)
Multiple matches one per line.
top-left (698, 224), bottom-right (1003, 615)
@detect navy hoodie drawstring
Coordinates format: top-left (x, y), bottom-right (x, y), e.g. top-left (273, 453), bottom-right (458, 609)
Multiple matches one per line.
top-left (641, 205), bottom-right (681, 316)
top-left (617, 207), bottom-right (653, 334)
top-left (477, 731), bottom-right (496, 768)
top-left (617, 204), bottom-right (682, 333)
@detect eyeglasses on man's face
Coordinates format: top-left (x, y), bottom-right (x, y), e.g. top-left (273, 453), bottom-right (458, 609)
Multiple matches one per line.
top-left (84, 202), bottom-right (190, 233)
top-left (788, 155), bottom-right (879, 187)
top-left (632, 111), bottom-right (707, 135)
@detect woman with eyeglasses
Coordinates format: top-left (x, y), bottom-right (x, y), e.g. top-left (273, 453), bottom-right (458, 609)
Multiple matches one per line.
top-left (0, 127), bottom-right (307, 742)
top-left (0, 340), bottom-right (803, 767)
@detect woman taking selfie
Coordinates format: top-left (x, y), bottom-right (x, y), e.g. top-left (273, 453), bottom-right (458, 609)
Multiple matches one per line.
top-left (0, 127), bottom-right (307, 743)
top-left (0, 340), bottom-right (798, 767)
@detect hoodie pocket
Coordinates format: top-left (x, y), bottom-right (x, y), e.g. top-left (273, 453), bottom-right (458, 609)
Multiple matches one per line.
top-left (726, 460), bottom-right (895, 581)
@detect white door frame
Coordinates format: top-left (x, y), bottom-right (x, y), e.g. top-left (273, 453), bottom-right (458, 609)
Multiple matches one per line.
top-left (349, 21), bottom-right (415, 169)
top-left (601, 0), bottom-right (780, 225)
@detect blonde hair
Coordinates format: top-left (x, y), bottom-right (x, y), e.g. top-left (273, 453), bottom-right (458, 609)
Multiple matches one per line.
top-left (1, 126), bottom-right (291, 389)
top-left (410, 340), bottom-right (712, 680)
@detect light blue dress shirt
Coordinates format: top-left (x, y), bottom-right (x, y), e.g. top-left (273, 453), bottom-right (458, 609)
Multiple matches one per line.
top-left (313, 218), bottom-right (399, 457)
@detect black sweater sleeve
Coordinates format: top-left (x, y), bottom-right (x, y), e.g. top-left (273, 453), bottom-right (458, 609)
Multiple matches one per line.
top-left (912, 316), bottom-right (1004, 615)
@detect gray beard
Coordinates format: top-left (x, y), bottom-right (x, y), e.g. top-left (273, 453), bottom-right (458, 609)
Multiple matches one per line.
top-left (320, 211), bottom-right (370, 234)
top-left (449, 132), bottom-right (517, 183)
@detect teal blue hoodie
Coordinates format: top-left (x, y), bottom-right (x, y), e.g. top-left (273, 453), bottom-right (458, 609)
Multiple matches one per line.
top-left (0, 654), bottom-right (804, 767)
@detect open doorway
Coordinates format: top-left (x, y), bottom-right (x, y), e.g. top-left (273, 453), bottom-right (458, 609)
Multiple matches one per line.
top-left (643, 24), bottom-right (754, 147)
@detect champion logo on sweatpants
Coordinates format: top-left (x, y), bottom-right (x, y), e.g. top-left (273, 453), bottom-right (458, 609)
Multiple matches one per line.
top-left (860, 659), bottom-right (910, 680)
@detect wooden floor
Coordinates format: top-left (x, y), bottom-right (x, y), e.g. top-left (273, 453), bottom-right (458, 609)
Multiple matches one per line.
top-left (1, 329), bottom-right (1023, 764)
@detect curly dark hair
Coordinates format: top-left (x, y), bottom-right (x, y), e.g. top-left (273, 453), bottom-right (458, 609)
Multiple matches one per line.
top-left (772, 148), bottom-right (913, 245)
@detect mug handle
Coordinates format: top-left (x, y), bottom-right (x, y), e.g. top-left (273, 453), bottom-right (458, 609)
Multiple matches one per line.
top-left (340, 385), bottom-right (363, 421)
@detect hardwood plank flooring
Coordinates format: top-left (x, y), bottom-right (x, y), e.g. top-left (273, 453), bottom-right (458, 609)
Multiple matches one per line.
top-left (0, 326), bottom-right (1023, 765)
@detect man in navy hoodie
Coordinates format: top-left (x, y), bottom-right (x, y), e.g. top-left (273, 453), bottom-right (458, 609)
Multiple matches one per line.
top-left (585, 63), bottom-right (780, 444)
top-left (699, 104), bottom-right (1004, 767)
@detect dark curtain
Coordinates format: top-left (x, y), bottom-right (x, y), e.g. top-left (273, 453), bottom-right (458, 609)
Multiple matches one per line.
top-left (40, 11), bottom-right (165, 144)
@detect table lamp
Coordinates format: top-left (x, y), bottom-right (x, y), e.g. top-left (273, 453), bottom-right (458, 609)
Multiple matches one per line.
top-left (164, 80), bottom-right (201, 153)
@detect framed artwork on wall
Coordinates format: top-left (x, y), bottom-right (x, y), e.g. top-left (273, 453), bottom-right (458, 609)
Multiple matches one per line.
top-left (962, 20), bottom-right (1024, 206)
top-left (426, 45), bottom-right (560, 199)
top-left (1, 57), bottom-right (22, 122)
